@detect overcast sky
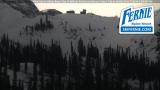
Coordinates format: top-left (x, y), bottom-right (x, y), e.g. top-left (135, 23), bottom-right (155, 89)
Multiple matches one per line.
top-left (34, 3), bottom-right (160, 17)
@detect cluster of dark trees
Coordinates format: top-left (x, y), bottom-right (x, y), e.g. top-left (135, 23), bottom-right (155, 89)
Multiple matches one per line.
top-left (24, 15), bottom-right (53, 34)
top-left (0, 34), bottom-right (160, 90)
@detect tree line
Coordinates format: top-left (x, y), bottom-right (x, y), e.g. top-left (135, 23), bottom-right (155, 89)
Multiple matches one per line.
top-left (0, 34), bottom-right (160, 90)
top-left (23, 15), bottom-right (54, 36)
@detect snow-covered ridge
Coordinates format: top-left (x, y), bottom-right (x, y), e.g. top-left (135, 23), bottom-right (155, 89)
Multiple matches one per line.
top-left (1, 0), bottom-right (39, 17)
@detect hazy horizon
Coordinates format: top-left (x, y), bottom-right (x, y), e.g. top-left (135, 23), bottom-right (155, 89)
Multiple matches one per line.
top-left (34, 3), bottom-right (160, 17)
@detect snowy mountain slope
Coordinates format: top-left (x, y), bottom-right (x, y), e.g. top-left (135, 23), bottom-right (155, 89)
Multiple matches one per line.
top-left (1, 2), bottom-right (160, 90)
top-left (0, 3), bottom-right (31, 36)
top-left (1, 0), bottom-right (39, 17)
top-left (0, 2), bottom-right (159, 61)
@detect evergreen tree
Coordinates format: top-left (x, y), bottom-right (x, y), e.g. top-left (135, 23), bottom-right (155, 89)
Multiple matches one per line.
top-left (78, 38), bottom-right (86, 57)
